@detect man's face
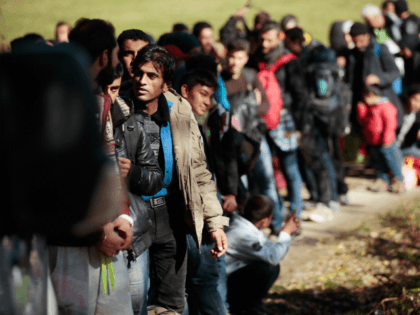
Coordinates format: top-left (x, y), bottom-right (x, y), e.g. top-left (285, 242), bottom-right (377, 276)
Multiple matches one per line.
top-left (366, 15), bottom-right (385, 29)
top-left (132, 61), bottom-right (169, 103)
top-left (284, 37), bottom-right (302, 55)
top-left (97, 45), bottom-right (120, 87)
top-left (182, 84), bottom-right (215, 116)
top-left (198, 28), bottom-right (214, 53)
top-left (56, 24), bottom-right (70, 43)
top-left (260, 29), bottom-right (281, 54)
top-left (121, 39), bottom-right (149, 78)
top-left (227, 50), bottom-right (249, 76)
top-left (409, 93), bottom-right (420, 113)
top-left (353, 34), bottom-right (370, 52)
top-left (106, 77), bottom-right (122, 104)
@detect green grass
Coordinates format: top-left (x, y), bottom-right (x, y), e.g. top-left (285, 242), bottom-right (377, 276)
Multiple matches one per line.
top-left (2, 0), bottom-right (420, 45)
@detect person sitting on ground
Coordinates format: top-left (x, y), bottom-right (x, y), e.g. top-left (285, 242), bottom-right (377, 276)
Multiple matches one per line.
top-left (225, 195), bottom-right (299, 314)
top-left (358, 84), bottom-right (405, 193)
top-left (397, 84), bottom-right (420, 158)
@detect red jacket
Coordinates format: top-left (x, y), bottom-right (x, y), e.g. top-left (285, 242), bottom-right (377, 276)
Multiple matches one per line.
top-left (357, 98), bottom-right (397, 146)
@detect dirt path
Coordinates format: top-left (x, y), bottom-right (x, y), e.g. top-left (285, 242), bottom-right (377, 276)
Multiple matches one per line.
top-left (278, 177), bottom-right (420, 286)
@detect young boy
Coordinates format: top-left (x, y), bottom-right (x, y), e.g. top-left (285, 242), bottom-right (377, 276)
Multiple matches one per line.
top-left (224, 195), bottom-right (299, 314)
top-left (357, 85), bottom-right (405, 193)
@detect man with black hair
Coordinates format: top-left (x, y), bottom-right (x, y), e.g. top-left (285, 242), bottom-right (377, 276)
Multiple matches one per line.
top-left (117, 29), bottom-right (151, 90)
top-left (125, 44), bottom-right (229, 314)
top-left (172, 23), bottom-right (189, 33)
top-left (50, 18), bottom-right (134, 315)
top-left (225, 195), bottom-right (299, 314)
top-left (346, 22), bottom-right (404, 128)
top-left (247, 21), bottom-right (305, 231)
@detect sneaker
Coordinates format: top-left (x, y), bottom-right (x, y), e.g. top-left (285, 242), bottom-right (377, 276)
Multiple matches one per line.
top-left (329, 200), bottom-right (341, 212)
top-left (368, 179), bottom-right (388, 192)
top-left (389, 179), bottom-right (406, 194)
top-left (338, 194), bottom-right (350, 206)
top-left (304, 203), bottom-right (334, 223)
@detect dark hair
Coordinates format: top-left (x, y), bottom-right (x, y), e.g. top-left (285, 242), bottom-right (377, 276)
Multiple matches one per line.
top-left (349, 22), bottom-right (369, 37)
top-left (254, 11), bottom-right (271, 28)
top-left (23, 33), bottom-right (45, 42)
top-left (185, 54), bottom-right (218, 77)
top-left (193, 21), bottom-right (213, 39)
top-left (132, 44), bottom-right (175, 84)
top-left (180, 68), bottom-right (219, 91)
top-left (227, 39), bottom-right (250, 54)
top-left (259, 20), bottom-right (282, 36)
top-left (280, 14), bottom-right (299, 31)
top-left (363, 84), bottom-right (381, 96)
top-left (173, 23), bottom-right (189, 33)
top-left (243, 195), bottom-right (274, 224)
top-left (394, 0), bottom-right (408, 15)
top-left (117, 29), bottom-right (151, 51)
top-left (381, 1), bottom-right (394, 9)
top-left (113, 63), bottom-right (124, 79)
top-left (285, 27), bottom-right (305, 43)
top-left (69, 18), bottom-right (116, 63)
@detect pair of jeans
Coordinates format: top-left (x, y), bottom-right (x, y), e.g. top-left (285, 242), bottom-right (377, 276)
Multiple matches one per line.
top-left (123, 250), bottom-right (149, 315)
top-left (274, 148), bottom-right (303, 219)
top-left (299, 128), bottom-right (336, 204)
top-left (147, 194), bottom-right (188, 314)
top-left (402, 144), bottom-right (420, 158)
top-left (249, 137), bottom-right (285, 231)
top-left (227, 261), bottom-right (280, 314)
top-left (369, 141), bottom-right (404, 184)
top-left (185, 234), bottom-right (228, 315)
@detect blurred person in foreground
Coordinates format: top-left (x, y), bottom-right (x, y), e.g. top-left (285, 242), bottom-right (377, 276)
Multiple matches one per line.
top-left (225, 195), bottom-right (299, 314)
top-left (49, 18), bottom-right (134, 315)
top-left (124, 44), bottom-right (229, 314)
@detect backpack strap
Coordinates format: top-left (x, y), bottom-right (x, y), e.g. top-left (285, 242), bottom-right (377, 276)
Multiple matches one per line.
top-left (241, 68), bottom-right (256, 89)
top-left (270, 53), bottom-right (297, 72)
top-left (374, 43), bottom-right (381, 58)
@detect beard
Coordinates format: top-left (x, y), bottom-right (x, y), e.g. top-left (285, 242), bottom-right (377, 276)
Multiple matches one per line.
top-left (96, 57), bottom-right (116, 88)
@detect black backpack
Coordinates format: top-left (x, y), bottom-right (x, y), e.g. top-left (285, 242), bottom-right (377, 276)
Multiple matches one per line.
top-left (306, 46), bottom-right (352, 135)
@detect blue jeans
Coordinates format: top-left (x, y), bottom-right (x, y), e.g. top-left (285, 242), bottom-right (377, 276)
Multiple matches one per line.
top-left (275, 148), bottom-right (303, 219)
top-left (369, 141), bottom-right (404, 184)
top-left (402, 144), bottom-right (420, 158)
top-left (185, 234), bottom-right (228, 315)
top-left (123, 249), bottom-right (149, 315)
top-left (250, 137), bottom-right (285, 230)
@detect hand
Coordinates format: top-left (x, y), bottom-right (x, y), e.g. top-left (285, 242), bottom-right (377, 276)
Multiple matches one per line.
top-left (402, 47), bottom-right (413, 59)
top-left (336, 56), bottom-right (346, 68)
top-left (281, 214), bottom-right (300, 236)
top-left (210, 228), bottom-right (228, 258)
top-left (233, 6), bottom-right (249, 18)
top-left (118, 157), bottom-right (131, 178)
top-left (221, 194), bottom-right (237, 213)
top-left (254, 88), bottom-right (262, 106)
top-left (365, 74), bottom-right (380, 86)
top-left (113, 217), bottom-right (133, 250)
top-left (95, 221), bottom-right (125, 257)
top-left (382, 143), bottom-right (392, 148)
top-left (417, 129), bottom-right (420, 140)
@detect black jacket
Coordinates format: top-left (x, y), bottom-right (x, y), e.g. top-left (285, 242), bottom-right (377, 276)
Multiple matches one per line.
top-left (112, 96), bottom-right (163, 256)
top-left (346, 43), bottom-right (404, 127)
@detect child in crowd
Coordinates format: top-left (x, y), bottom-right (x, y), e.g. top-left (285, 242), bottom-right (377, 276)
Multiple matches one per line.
top-left (357, 85), bottom-right (405, 193)
top-left (224, 195), bottom-right (299, 314)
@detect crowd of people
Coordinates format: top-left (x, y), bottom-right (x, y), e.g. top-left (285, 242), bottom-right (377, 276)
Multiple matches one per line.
top-left (1, 0), bottom-right (420, 314)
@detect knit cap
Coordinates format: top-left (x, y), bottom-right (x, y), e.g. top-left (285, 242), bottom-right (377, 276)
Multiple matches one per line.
top-left (361, 4), bottom-right (382, 18)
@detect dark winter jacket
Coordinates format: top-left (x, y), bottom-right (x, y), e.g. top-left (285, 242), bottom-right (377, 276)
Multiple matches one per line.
top-left (346, 43), bottom-right (404, 127)
top-left (112, 96), bottom-right (163, 256)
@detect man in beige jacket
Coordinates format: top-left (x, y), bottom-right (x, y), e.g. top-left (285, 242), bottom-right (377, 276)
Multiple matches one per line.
top-left (125, 43), bottom-right (228, 314)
